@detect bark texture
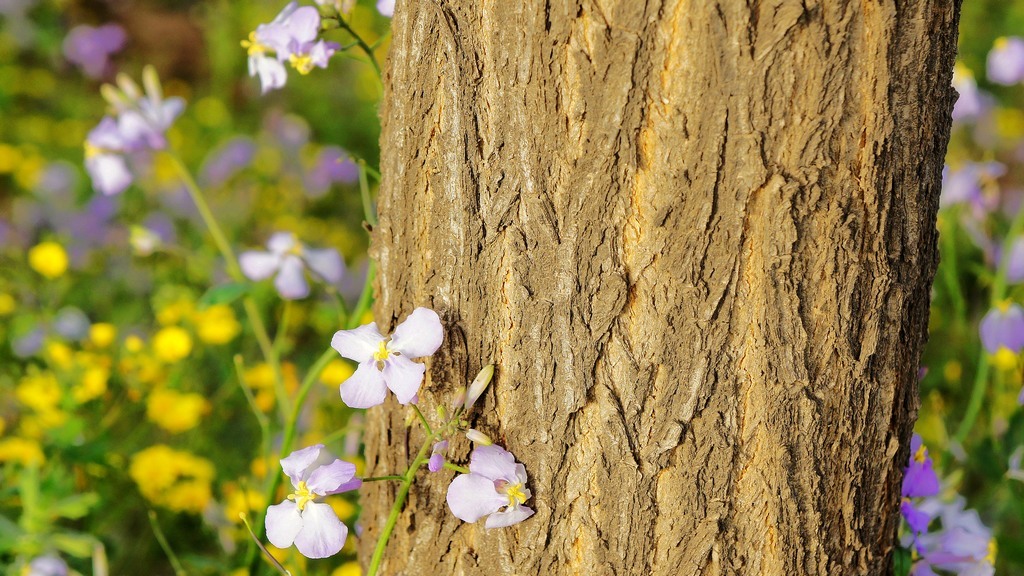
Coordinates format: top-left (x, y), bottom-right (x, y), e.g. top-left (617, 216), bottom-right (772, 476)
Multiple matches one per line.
top-left (363, 1), bottom-right (961, 574)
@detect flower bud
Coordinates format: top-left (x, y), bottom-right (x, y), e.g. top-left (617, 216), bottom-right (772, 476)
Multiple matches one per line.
top-left (465, 429), bottom-right (492, 446)
top-left (464, 364), bottom-right (494, 411)
top-left (450, 386), bottom-right (466, 411)
top-left (436, 405), bottom-right (448, 421)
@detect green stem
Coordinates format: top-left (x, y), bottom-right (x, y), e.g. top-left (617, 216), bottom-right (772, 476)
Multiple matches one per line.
top-left (954, 200), bottom-right (1024, 444)
top-left (337, 18), bottom-right (381, 76)
top-left (363, 475), bottom-right (406, 482)
top-left (367, 432), bottom-right (435, 576)
top-left (169, 152), bottom-right (289, 421)
top-left (412, 404), bottom-right (433, 436)
top-left (148, 510), bottom-right (187, 576)
top-left (939, 216), bottom-right (967, 323)
top-left (443, 462), bottom-right (470, 474)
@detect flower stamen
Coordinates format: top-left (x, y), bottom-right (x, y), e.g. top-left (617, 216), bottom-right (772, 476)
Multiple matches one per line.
top-left (287, 480), bottom-right (316, 511)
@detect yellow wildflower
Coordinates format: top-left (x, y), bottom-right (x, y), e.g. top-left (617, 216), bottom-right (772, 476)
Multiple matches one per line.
top-left (0, 437), bottom-right (45, 465)
top-left (16, 372), bottom-right (61, 412)
top-left (332, 562), bottom-right (362, 576)
top-left (73, 367), bottom-right (110, 403)
top-left (89, 323), bottom-right (117, 348)
top-left (0, 292), bottom-right (15, 316)
top-left (45, 341), bottom-right (73, 369)
top-left (320, 359), bottom-right (354, 388)
top-left (124, 335), bottom-right (145, 353)
top-left (146, 389), bottom-right (210, 433)
top-left (194, 304), bottom-right (241, 345)
top-left (153, 326), bottom-right (193, 362)
top-left (156, 298), bottom-right (196, 326)
top-left (28, 241), bottom-right (68, 279)
top-left (129, 445), bottom-right (215, 513)
top-left (223, 487), bottom-right (266, 521)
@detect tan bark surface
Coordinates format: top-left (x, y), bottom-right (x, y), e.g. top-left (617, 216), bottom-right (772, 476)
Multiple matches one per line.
top-left (362, 1), bottom-right (961, 574)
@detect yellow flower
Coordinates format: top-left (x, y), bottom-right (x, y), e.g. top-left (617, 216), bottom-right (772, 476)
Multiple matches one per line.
top-left (89, 323), bottom-right (117, 348)
top-left (129, 445), bottom-right (215, 513)
top-left (16, 372), bottom-right (61, 412)
top-left (320, 359), bottom-right (354, 388)
top-left (194, 304), bottom-right (241, 345)
top-left (153, 326), bottom-right (193, 362)
top-left (28, 241), bottom-right (68, 279)
top-left (223, 487), bottom-right (266, 521)
top-left (0, 292), bottom-right (15, 316)
top-left (73, 367), bottom-right (109, 403)
top-left (326, 497), bottom-right (357, 522)
top-left (993, 347), bottom-right (1018, 371)
top-left (0, 437), bottom-right (45, 465)
top-left (146, 389), bottom-right (210, 433)
top-left (124, 335), bottom-right (145, 353)
top-left (157, 299), bottom-right (196, 326)
top-left (45, 341), bottom-right (73, 369)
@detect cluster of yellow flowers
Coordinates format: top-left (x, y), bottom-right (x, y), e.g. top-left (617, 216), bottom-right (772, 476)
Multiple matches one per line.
top-left (129, 445), bottom-right (216, 513)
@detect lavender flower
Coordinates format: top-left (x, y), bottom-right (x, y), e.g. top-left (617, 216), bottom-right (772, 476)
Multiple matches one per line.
top-left (940, 162), bottom-right (1005, 210)
top-left (304, 146), bottom-right (358, 198)
top-left (63, 24), bottom-right (126, 78)
top-left (265, 444), bottom-right (361, 558)
top-left (979, 302), bottom-right (1024, 355)
top-left (446, 445), bottom-right (534, 528)
top-left (85, 66), bottom-right (184, 195)
top-left (200, 137), bottom-right (256, 187)
top-left (376, 0), bottom-right (395, 17)
top-left (239, 232), bottom-right (345, 300)
top-left (952, 63), bottom-right (986, 123)
top-left (901, 434), bottom-right (940, 538)
top-left (242, 2), bottom-right (339, 93)
top-left (912, 497), bottom-right (995, 576)
top-left (27, 555), bottom-right (68, 576)
top-left (987, 36), bottom-right (1024, 86)
top-left (428, 440), bottom-right (448, 473)
top-left (331, 308), bottom-right (443, 408)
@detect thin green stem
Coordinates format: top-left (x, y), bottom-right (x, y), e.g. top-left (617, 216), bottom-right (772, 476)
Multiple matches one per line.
top-left (363, 475), bottom-right (406, 482)
top-left (412, 404), bottom-right (434, 436)
top-left (273, 302), bottom-right (291, 357)
top-left (443, 462), bottom-right (469, 474)
top-left (148, 510), bottom-right (187, 576)
top-left (240, 513), bottom-right (292, 576)
top-left (955, 199), bottom-right (1024, 443)
top-left (367, 432), bottom-right (435, 576)
top-left (337, 17), bottom-right (381, 76)
top-left (939, 216), bottom-right (967, 323)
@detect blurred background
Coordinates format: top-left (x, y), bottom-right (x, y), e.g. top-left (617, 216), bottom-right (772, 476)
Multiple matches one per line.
top-left (0, 1), bottom-right (1023, 574)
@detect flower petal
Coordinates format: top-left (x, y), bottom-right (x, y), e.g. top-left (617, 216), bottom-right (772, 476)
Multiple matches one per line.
top-left (325, 477), bottom-right (363, 495)
top-left (306, 459), bottom-right (357, 495)
top-left (383, 354), bottom-right (425, 405)
top-left (239, 251), bottom-right (280, 281)
top-left (304, 247), bottom-right (345, 284)
top-left (484, 505), bottom-right (534, 529)
top-left (340, 361), bottom-right (388, 409)
top-left (293, 502), bottom-right (347, 559)
top-left (389, 307), bottom-right (443, 358)
top-left (331, 323), bottom-right (385, 363)
top-left (267, 232), bottom-right (297, 254)
top-left (280, 444), bottom-right (326, 486)
top-left (446, 473), bottom-right (507, 523)
top-left (86, 153), bottom-right (132, 196)
top-left (265, 500), bottom-right (303, 549)
top-left (275, 255), bottom-right (310, 300)
top-left (468, 445), bottom-right (519, 482)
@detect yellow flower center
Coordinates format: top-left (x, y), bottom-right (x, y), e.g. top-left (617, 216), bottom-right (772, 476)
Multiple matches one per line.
top-left (373, 341), bottom-right (390, 363)
top-left (241, 32), bottom-right (269, 57)
top-left (289, 54), bottom-right (315, 75)
top-left (995, 37), bottom-right (1009, 50)
top-left (502, 482), bottom-right (528, 508)
top-left (987, 538), bottom-right (997, 564)
top-left (913, 444), bottom-right (928, 463)
top-left (287, 481), bottom-right (316, 512)
top-left (84, 141), bottom-right (104, 159)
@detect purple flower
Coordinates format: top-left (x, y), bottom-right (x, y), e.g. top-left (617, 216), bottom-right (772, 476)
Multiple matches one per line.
top-left (27, 555), bottom-right (68, 576)
top-left (901, 434), bottom-right (940, 538)
top-left (979, 302), bottom-right (1024, 355)
top-left (912, 497), bottom-right (995, 576)
top-left (376, 0), bottom-right (395, 17)
top-left (987, 37), bottom-right (1024, 86)
top-left (305, 146), bottom-right (358, 198)
top-left (265, 444), bottom-right (360, 559)
top-left (239, 232), bottom-right (346, 300)
top-left (84, 66), bottom-right (184, 196)
top-left (243, 2), bottom-right (338, 93)
top-left (428, 440), bottom-right (448, 473)
top-left (201, 137), bottom-right (256, 187)
top-left (940, 162), bottom-right (1005, 210)
top-left (63, 24), bottom-right (126, 78)
top-left (446, 445), bottom-right (534, 528)
top-left (331, 308), bottom-right (443, 408)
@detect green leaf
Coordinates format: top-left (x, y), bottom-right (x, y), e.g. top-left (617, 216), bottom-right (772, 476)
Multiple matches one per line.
top-left (48, 493), bottom-right (99, 520)
top-left (893, 546), bottom-right (912, 576)
top-left (51, 532), bottom-right (99, 558)
top-left (198, 282), bottom-right (251, 308)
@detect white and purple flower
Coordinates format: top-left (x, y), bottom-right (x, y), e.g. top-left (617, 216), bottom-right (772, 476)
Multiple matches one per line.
top-left (330, 307), bottom-right (443, 408)
top-left (243, 2), bottom-right (340, 93)
top-left (265, 444), bottom-right (361, 559)
top-left (63, 23), bottom-right (126, 79)
top-left (239, 232), bottom-right (346, 300)
top-left (446, 444), bottom-right (534, 528)
top-left (428, 440), bottom-right (448, 473)
top-left (987, 36), bottom-right (1024, 86)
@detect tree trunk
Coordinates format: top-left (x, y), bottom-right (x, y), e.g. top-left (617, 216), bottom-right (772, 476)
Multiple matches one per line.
top-left (362, 1), bottom-right (961, 574)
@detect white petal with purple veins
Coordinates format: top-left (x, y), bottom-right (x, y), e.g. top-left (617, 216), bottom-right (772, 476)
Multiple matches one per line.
top-left (468, 445), bottom-right (519, 482)
top-left (340, 361), bottom-right (389, 408)
top-left (383, 354), bottom-right (426, 404)
top-left (293, 502), bottom-right (346, 559)
top-left (484, 505), bottom-right (535, 529)
top-left (306, 459), bottom-right (357, 495)
top-left (446, 473), bottom-right (508, 523)
top-left (331, 323), bottom-right (385, 363)
top-left (389, 307), bottom-right (443, 358)
top-left (280, 444), bottom-right (325, 486)
top-left (265, 500), bottom-right (304, 548)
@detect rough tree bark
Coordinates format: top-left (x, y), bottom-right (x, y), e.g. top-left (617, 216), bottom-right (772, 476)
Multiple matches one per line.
top-left (362, 1), bottom-right (961, 574)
